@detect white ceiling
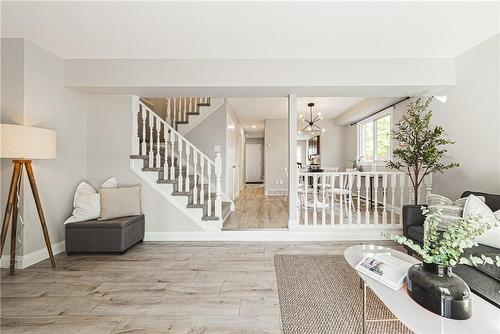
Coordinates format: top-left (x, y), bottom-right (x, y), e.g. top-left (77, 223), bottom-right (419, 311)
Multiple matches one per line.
top-left (2, 1), bottom-right (499, 59)
top-left (228, 97), bottom-right (365, 137)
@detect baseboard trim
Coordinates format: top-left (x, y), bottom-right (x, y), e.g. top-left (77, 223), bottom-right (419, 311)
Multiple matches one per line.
top-left (0, 240), bottom-right (65, 269)
top-left (144, 226), bottom-right (401, 242)
top-left (265, 189), bottom-right (288, 196)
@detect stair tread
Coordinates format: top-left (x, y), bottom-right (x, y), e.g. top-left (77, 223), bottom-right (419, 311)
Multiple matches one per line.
top-left (202, 202), bottom-right (232, 220)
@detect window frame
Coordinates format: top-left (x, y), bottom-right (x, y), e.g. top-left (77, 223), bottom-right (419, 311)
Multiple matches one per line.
top-left (356, 108), bottom-right (393, 165)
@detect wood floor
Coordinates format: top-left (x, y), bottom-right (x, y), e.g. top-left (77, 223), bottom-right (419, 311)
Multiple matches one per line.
top-left (223, 185), bottom-right (288, 230)
top-left (0, 240), bottom-right (398, 333)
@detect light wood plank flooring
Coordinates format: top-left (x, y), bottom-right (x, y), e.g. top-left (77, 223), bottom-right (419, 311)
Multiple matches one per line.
top-left (1, 240), bottom-right (398, 333)
top-left (223, 185), bottom-right (288, 230)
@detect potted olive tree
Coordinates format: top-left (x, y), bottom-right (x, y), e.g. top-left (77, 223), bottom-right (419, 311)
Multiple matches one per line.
top-left (386, 97), bottom-right (458, 205)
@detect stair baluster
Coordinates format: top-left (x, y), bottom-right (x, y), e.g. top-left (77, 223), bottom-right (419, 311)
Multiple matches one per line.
top-left (166, 98), bottom-right (172, 126)
top-left (178, 136), bottom-right (183, 192)
top-left (185, 144), bottom-right (190, 192)
top-left (141, 105), bottom-right (147, 155)
top-left (215, 153), bottom-right (222, 221)
top-left (169, 129), bottom-right (176, 180)
top-left (184, 98), bottom-right (189, 123)
top-left (193, 151), bottom-right (198, 204)
top-left (155, 117), bottom-right (161, 168)
top-left (200, 158), bottom-right (205, 205)
top-left (148, 109), bottom-right (154, 167)
top-left (207, 162), bottom-right (212, 216)
top-left (163, 126), bottom-right (168, 179)
top-left (191, 97), bottom-right (196, 114)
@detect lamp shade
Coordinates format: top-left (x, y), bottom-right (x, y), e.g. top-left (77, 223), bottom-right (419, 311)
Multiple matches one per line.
top-left (1, 124), bottom-right (56, 159)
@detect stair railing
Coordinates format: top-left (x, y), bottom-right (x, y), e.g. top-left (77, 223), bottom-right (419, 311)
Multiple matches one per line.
top-left (165, 97), bottom-right (211, 129)
top-left (133, 99), bottom-right (223, 222)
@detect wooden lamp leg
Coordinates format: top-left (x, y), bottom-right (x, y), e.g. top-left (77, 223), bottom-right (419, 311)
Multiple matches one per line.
top-left (25, 161), bottom-right (56, 269)
top-left (9, 163), bottom-right (23, 275)
top-left (0, 161), bottom-right (22, 257)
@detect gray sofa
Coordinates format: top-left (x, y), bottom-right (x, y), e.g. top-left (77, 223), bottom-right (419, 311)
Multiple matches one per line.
top-left (403, 191), bottom-right (500, 308)
top-left (65, 214), bottom-right (145, 254)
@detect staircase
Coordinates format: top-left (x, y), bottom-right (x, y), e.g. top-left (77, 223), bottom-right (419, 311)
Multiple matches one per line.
top-left (141, 97), bottom-right (224, 135)
top-left (130, 97), bottom-right (232, 231)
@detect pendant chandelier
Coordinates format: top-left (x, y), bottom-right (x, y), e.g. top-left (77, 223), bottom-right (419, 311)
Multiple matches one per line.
top-left (300, 103), bottom-right (325, 133)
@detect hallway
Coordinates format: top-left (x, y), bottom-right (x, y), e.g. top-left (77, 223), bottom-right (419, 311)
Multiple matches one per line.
top-left (223, 186), bottom-right (288, 230)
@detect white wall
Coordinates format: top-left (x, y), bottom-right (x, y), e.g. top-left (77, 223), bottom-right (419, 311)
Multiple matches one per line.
top-left (1, 38), bottom-right (87, 257)
top-left (85, 95), bottom-right (202, 232)
top-left (431, 34), bottom-right (500, 199)
top-left (318, 120), bottom-right (347, 171)
top-left (1, 38), bottom-right (25, 257)
top-left (264, 119), bottom-right (288, 194)
top-left (184, 102), bottom-right (227, 191)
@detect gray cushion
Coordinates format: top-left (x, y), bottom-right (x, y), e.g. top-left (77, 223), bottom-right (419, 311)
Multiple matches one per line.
top-left (66, 215), bottom-right (143, 229)
top-left (454, 264), bottom-right (500, 307)
top-left (407, 226), bottom-right (424, 243)
top-left (462, 244), bottom-right (500, 280)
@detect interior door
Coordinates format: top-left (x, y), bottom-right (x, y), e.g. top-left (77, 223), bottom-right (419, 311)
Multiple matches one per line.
top-left (246, 143), bottom-right (262, 183)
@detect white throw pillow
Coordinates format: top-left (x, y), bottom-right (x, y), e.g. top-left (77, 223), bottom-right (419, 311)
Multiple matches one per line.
top-left (64, 177), bottom-right (117, 224)
top-left (463, 195), bottom-right (499, 248)
top-left (427, 194), bottom-right (484, 231)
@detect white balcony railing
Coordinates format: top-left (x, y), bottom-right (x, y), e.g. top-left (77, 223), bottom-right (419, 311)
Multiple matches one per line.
top-left (296, 171), bottom-right (432, 228)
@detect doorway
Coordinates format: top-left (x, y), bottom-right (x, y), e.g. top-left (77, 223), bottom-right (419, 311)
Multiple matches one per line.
top-left (245, 142), bottom-right (263, 183)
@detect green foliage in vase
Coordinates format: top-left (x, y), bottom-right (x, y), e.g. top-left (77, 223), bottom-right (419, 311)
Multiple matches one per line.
top-left (384, 208), bottom-right (500, 267)
top-left (386, 97), bottom-right (459, 205)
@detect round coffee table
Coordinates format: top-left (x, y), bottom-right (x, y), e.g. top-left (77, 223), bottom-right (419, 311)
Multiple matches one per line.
top-left (344, 244), bottom-right (500, 334)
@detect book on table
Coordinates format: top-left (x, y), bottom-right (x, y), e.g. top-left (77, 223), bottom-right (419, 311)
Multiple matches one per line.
top-left (355, 253), bottom-right (413, 290)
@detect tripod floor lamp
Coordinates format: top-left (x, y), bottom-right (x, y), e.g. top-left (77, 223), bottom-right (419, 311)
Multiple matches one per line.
top-left (1, 124), bottom-right (57, 275)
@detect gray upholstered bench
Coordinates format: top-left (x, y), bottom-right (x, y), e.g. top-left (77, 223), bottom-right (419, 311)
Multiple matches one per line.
top-left (65, 214), bottom-right (145, 255)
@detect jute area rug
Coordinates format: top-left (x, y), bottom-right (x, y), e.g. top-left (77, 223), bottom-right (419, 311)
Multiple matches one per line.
top-left (274, 255), bottom-right (414, 334)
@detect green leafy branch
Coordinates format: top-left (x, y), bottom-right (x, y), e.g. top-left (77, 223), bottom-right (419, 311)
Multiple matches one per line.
top-left (383, 208), bottom-right (500, 267)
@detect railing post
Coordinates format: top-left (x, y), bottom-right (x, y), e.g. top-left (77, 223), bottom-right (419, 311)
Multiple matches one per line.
top-left (356, 173), bottom-right (361, 225)
top-left (390, 174), bottom-right (396, 225)
top-left (155, 118), bottom-right (161, 168)
top-left (166, 98), bottom-right (172, 126)
top-left (177, 136), bottom-right (183, 192)
top-left (348, 173), bottom-right (353, 225)
top-left (163, 126), bottom-right (168, 180)
top-left (169, 130), bottom-right (176, 180)
top-left (193, 151), bottom-right (198, 204)
top-left (215, 153), bottom-right (222, 222)
top-left (185, 144), bottom-right (190, 192)
top-left (141, 104), bottom-right (147, 156)
top-left (200, 158), bottom-right (205, 205)
top-left (148, 109), bottom-right (154, 167)
top-left (132, 97), bottom-right (140, 155)
top-left (382, 174), bottom-right (387, 224)
top-left (207, 162), bottom-right (212, 215)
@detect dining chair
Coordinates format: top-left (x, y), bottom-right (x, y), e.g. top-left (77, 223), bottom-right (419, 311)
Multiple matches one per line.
top-left (331, 173), bottom-right (356, 213)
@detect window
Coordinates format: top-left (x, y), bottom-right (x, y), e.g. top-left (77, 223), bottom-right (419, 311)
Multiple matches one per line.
top-left (357, 111), bottom-right (392, 163)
